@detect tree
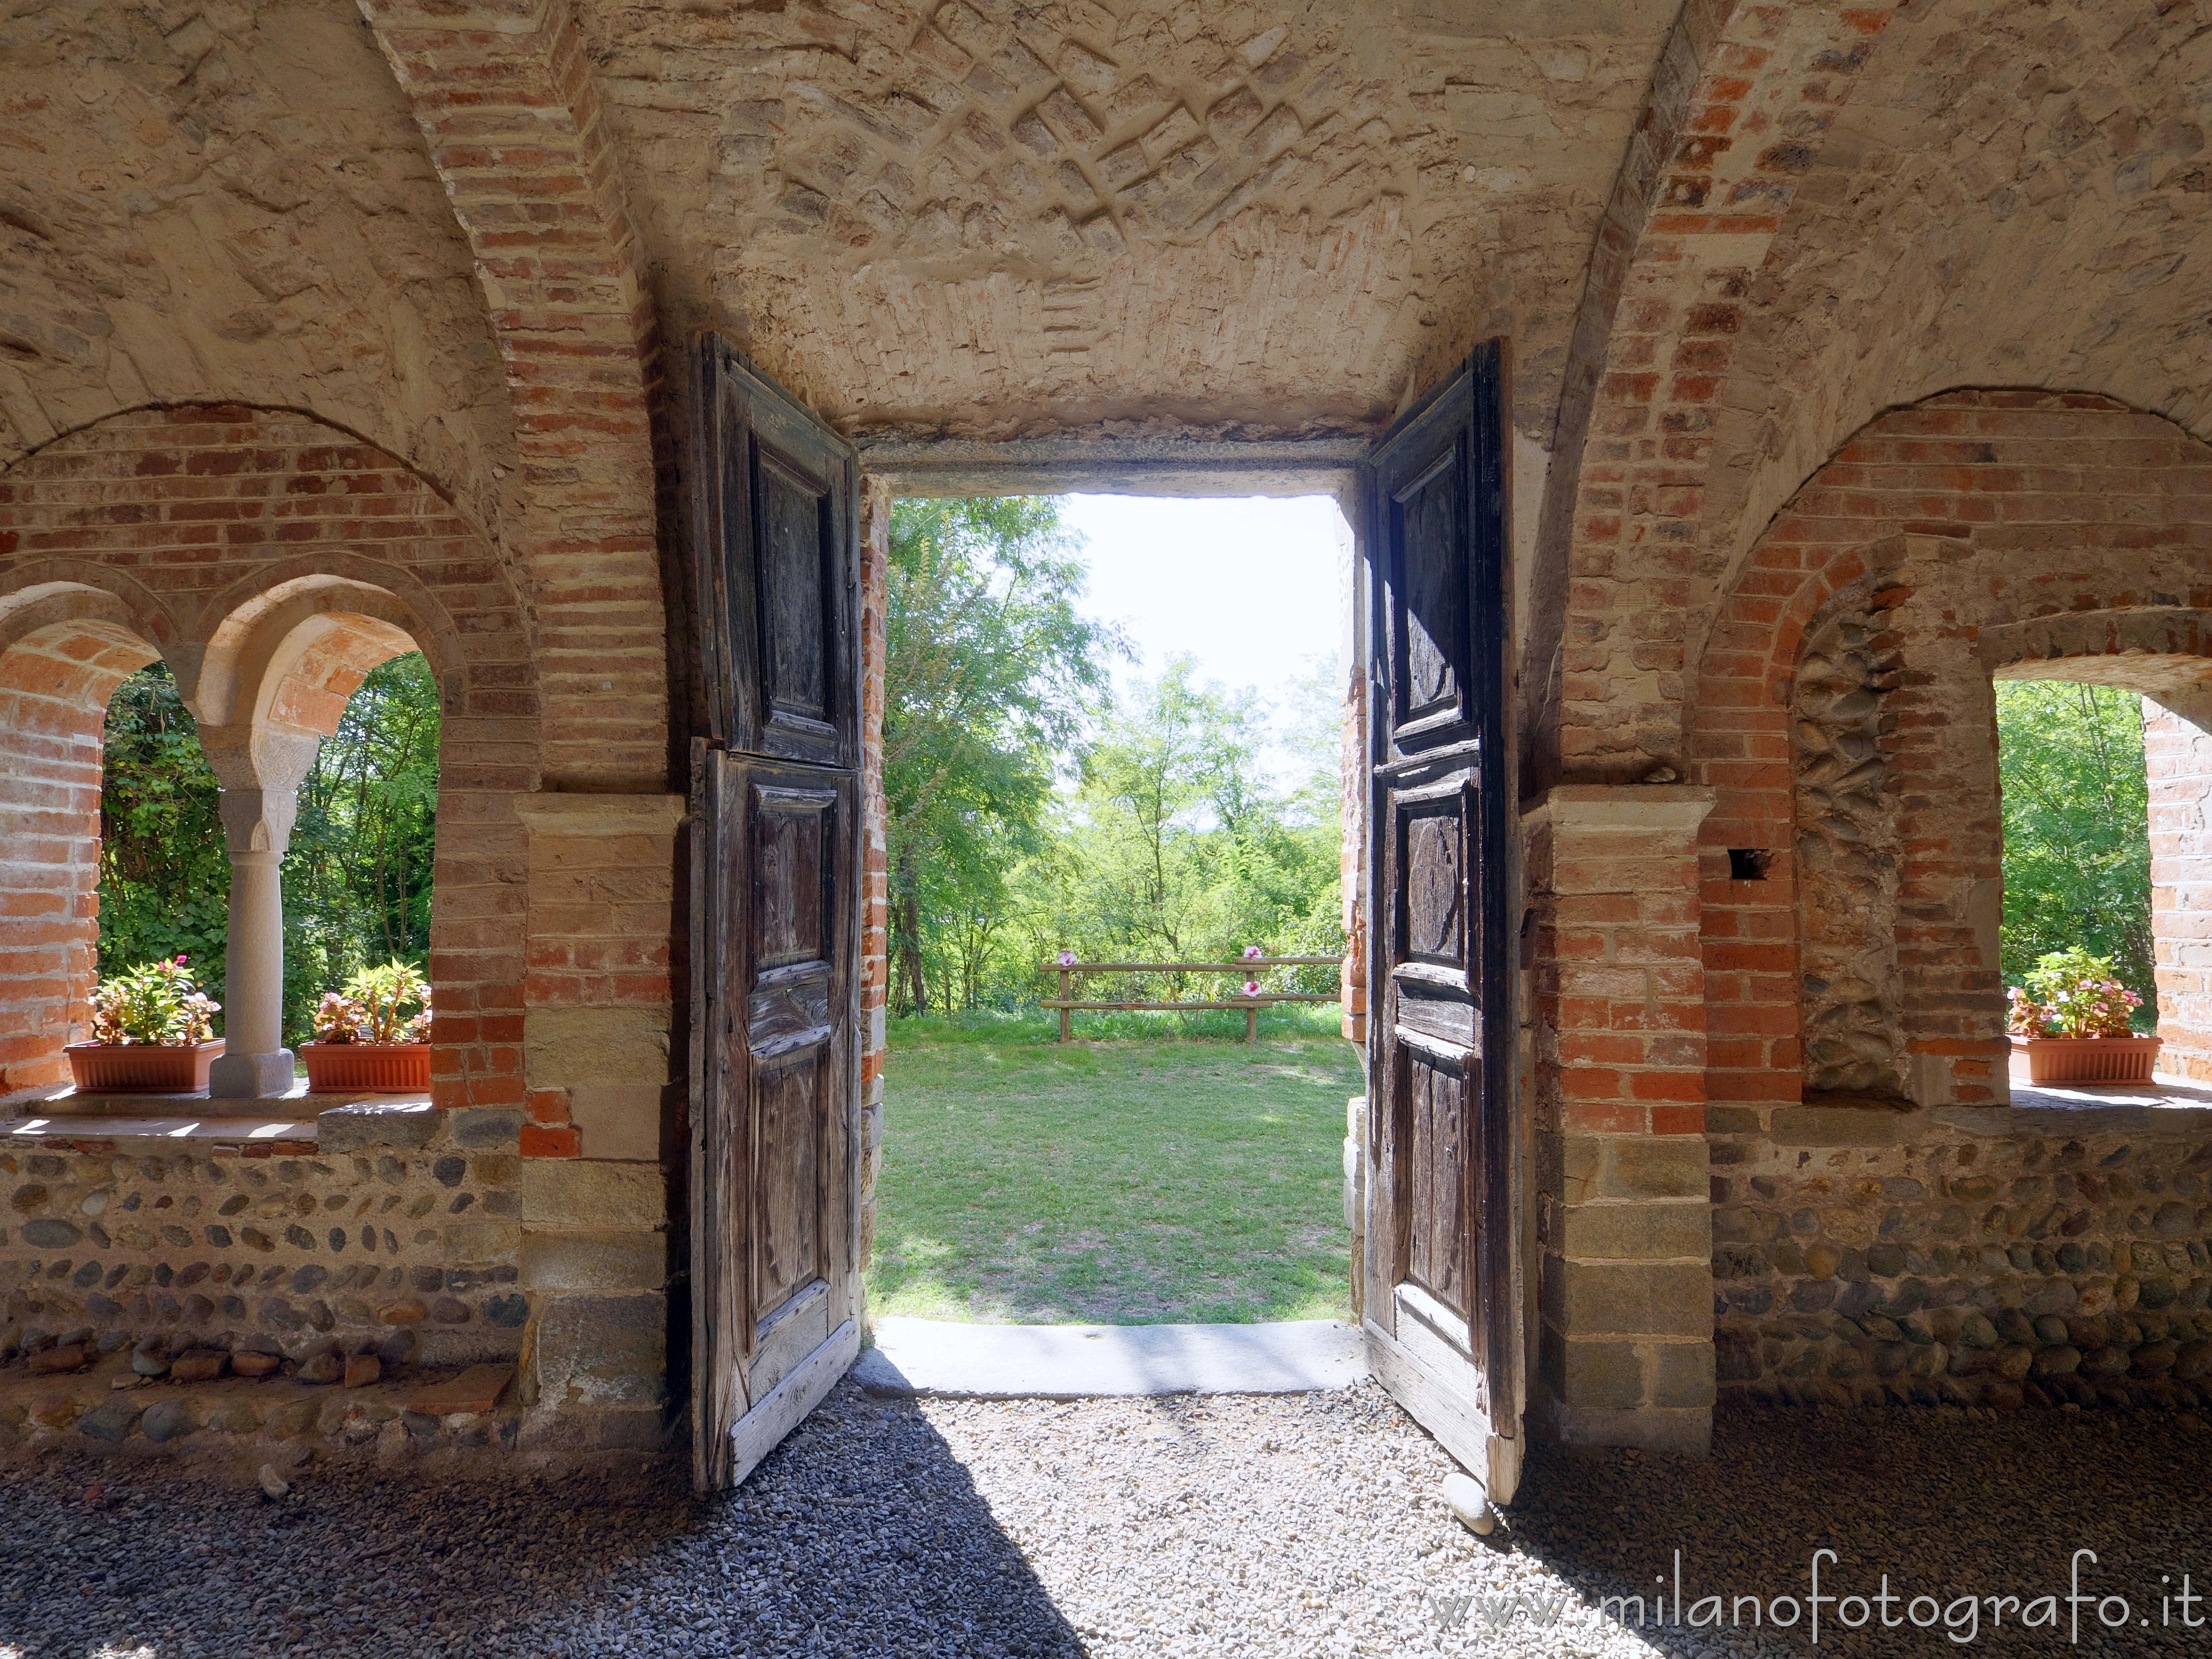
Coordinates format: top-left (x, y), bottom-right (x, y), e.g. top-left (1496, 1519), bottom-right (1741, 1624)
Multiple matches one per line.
top-left (96, 664), bottom-right (231, 999)
top-left (281, 653), bottom-right (441, 1037)
top-left (883, 497), bottom-right (1122, 1013)
top-left (1996, 679), bottom-right (2153, 1016)
top-left (1024, 657), bottom-right (1346, 1001)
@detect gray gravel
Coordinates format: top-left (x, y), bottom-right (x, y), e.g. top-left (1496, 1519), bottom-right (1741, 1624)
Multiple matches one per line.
top-left (1, 1381), bottom-right (2207, 1657)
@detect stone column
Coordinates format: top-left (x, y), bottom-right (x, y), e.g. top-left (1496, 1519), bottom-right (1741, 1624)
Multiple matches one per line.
top-left (1529, 784), bottom-right (1718, 1454)
top-left (201, 731), bottom-right (318, 1100)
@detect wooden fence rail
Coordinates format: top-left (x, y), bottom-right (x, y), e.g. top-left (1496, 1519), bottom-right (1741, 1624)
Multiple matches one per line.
top-left (1039, 956), bottom-right (1341, 1042)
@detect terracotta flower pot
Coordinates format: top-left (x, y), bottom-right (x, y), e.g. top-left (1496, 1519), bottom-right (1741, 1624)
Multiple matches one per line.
top-left (300, 1042), bottom-right (432, 1093)
top-left (65, 1040), bottom-right (226, 1094)
top-left (2021, 1035), bottom-right (2162, 1084)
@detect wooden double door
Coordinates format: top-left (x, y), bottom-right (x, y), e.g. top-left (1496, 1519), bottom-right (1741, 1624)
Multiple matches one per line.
top-left (687, 337), bottom-right (865, 1492)
top-left (682, 335), bottom-right (1525, 1504)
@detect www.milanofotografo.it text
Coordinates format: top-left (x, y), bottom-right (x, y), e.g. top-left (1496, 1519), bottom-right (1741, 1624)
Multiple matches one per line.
top-left (1427, 1551), bottom-right (2211, 1643)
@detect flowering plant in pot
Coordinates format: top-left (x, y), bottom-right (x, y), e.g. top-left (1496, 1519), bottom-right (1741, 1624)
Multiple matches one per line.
top-left (2008, 947), bottom-right (2158, 1084)
top-left (65, 956), bottom-right (225, 1093)
top-left (300, 960), bottom-right (433, 1092)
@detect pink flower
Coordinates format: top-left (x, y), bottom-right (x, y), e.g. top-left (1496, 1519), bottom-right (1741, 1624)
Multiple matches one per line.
top-left (1243, 945), bottom-right (1262, 960)
top-left (1058, 950), bottom-right (1077, 967)
top-left (1243, 981), bottom-right (1260, 997)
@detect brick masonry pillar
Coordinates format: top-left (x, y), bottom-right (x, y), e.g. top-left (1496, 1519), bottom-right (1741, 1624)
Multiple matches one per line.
top-left (2146, 689), bottom-right (2212, 1083)
top-left (511, 793), bottom-right (685, 1160)
top-left (1529, 784), bottom-right (1717, 1454)
top-left (507, 793), bottom-right (684, 1456)
top-left (0, 626), bottom-right (153, 1097)
top-left (857, 475), bottom-right (891, 1273)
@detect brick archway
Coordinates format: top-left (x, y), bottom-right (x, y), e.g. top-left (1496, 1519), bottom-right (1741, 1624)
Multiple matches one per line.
top-left (1687, 389), bottom-right (2212, 1117)
top-left (0, 404), bottom-right (540, 1113)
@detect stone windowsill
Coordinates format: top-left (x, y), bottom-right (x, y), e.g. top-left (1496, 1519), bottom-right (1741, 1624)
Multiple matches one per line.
top-left (2, 1085), bottom-right (434, 1152)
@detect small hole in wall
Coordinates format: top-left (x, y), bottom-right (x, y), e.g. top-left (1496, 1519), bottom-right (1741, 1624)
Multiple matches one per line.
top-left (1728, 849), bottom-right (1772, 881)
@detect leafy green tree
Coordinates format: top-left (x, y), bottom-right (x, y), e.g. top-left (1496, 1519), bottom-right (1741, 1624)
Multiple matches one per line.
top-left (1019, 657), bottom-right (1345, 1002)
top-left (1996, 679), bottom-right (2153, 1017)
top-left (281, 653), bottom-right (440, 1037)
top-left (884, 497), bottom-right (1122, 1013)
top-left (96, 664), bottom-right (231, 1000)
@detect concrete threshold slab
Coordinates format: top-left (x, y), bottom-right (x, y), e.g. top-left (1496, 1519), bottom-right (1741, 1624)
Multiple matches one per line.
top-left (852, 1317), bottom-right (1368, 1399)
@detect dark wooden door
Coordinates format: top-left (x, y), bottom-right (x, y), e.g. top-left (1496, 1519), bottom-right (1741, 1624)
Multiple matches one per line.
top-left (1361, 340), bottom-right (1524, 1504)
top-left (688, 337), bottom-right (864, 1493)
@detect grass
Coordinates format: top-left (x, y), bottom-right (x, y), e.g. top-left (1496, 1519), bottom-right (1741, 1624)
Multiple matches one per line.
top-left (865, 1004), bottom-right (1363, 1327)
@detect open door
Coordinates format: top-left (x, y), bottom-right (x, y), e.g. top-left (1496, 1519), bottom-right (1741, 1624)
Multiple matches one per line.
top-left (688, 336), bottom-right (865, 1493)
top-left (1360, 340), bottom-right (1524, 1505)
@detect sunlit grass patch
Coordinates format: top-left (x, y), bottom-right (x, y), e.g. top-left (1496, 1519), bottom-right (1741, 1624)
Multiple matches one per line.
top-left (865, 1024), bottom-right (1362, 1326)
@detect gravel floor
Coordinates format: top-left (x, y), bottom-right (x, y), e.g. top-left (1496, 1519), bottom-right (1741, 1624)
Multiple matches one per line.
top-left (1, 1381), bottom-right (2207, 1658)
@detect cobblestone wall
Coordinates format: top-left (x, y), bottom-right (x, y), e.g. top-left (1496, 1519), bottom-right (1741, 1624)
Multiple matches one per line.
top-left (0, 1107), bottom-right (528, 1376)
top-left (1710, 1103), bottom-right (2212, 1410)
top-left (1791, 600), bottom-right (1906, 1101)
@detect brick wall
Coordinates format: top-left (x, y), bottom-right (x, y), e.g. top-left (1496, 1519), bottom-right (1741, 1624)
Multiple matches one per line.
top-left (0, 617), bottom-right (157, 1093)
top-left (1528, 785), bottom-right (1717, 1454)
top-left (0, 405), bottom-right (540, 1118)
top-left (361, 0), bottom-right (670, 794)
top-left (2147, 692), bottom-right (2212, 1084)
top-left (1532, 0), bottom-right (1897, 787)
top-left (513, 796), bottom-right (685, 1163)
top-left (1689, 391), bottom-right (2212, 1118)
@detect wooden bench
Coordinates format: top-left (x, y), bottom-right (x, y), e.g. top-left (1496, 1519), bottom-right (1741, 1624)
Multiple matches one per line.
top-left (1039, 957), bottom-right (1342, 1042)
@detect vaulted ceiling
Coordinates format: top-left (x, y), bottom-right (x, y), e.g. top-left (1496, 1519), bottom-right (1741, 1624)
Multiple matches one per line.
top-left (8, 0), bottom-right (2212, 776)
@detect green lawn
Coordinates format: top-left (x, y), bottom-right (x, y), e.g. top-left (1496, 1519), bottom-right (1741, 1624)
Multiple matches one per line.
top-left (866, 1007), bottom-right (1363, 1326)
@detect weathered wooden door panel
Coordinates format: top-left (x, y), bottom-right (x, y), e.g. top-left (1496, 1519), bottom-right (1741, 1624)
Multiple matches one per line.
top-left (1361, 340), bottom-right (1523, 1504)
top-left (691, 335), bottom-right (858, 769)
top-left (689, 338), bottom-right (864, 1495)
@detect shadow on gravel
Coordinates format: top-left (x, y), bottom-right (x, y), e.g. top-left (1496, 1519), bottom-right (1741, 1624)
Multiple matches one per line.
top-left (1488, 1403), bottom-right (2212, 1656)
top-left (0, 1380), bottom-right (1080, 1659)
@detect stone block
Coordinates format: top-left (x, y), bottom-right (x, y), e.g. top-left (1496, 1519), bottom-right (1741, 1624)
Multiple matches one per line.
top-left (532, 1292), bottom-right (667, 1409)
top-left (1542, 1398), bottom-right (1711, 1455)
top-left (140, 1399), bottom-right (199, 1442)
top-left (1562, 1135), bottom-right (1708, 1203)
top-left (568, 1083), bottom-right (663, 1162)
top-left (78, 1397), bottom-right (142, 1442)
top-left (520, 1404), bottom-right (670, 1455)
top-left (319, 1102), bottom-right (439, 1153)
top-left (1560, 1201), bottom-right (1708, 1261)
top-left (408, 1362), bottom-right (516, 1415)
top-left (1651, 1340), bottom-right (1717, 1408)
top-left (1544, 1256), bottom-right (1711, 1336)
top-left (1539, 1325), bottom-right (1642, 1409)
top-left (1770, 1106), bottom-right (1902, 1147)
top-left (445, 1221), bottom-right (523, 1261)
top-left (450, 1108), bottom-right (523, 1150)
top-left (524, 1007), bottom-right (670, 1088)
top-left (520, 1160), bottom-right (666, 1228)
top-left (520, 1228), bottom-right (667, 1291)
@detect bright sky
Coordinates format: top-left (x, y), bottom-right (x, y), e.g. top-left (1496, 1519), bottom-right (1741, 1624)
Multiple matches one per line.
top-left (1058, 493), bottom-right (1351, 785)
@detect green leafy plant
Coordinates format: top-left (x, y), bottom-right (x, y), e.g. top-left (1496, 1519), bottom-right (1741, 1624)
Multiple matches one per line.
top-left (88, 956), bottom-right (220, 1046)
top-left (2009, 947), bottom-right (2144, 1039)
top-left (1997, 681), bottom-right (2153, 1012)
top-left (311, 959), bottom-right (432, 1045)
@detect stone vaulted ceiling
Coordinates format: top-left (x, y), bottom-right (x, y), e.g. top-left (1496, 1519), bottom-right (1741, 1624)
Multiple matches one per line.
top-left (581, 0), bottom-right (1681, 440)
